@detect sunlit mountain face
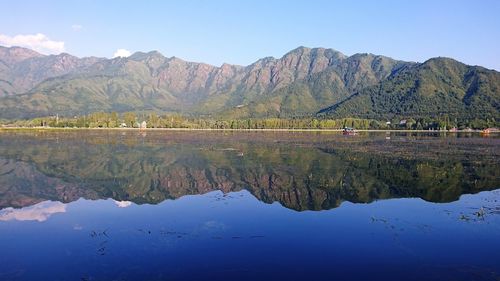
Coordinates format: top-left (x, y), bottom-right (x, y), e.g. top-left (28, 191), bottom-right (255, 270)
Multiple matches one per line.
top-left (1, 46), bottom-right (499, 121)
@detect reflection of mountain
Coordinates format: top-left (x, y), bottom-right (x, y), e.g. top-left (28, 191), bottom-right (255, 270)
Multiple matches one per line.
top-left (0, 131), bottom-right (498, 211)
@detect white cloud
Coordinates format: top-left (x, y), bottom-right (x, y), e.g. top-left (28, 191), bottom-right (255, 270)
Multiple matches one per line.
top-left (112, 48), bottom-right (131, 58)
top-left (0, 201), bottom-right (66, 222)
top-left (0, 33), bottom-right (65, 54)
top-left (71, 24), bottom-right (83, 31)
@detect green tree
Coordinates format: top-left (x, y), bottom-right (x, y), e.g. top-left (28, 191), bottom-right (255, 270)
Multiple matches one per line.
top-left (123, 112), bottom-right (137, 128)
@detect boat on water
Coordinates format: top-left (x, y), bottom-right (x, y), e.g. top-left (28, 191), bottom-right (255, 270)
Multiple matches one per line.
top-left (342, 127), bottom-right (357, 135)
top-left (480, 128), bottom-right (499, 135)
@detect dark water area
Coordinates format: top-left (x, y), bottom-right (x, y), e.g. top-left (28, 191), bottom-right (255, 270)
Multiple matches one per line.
top-left (0, 130), bottom-right (499, 281)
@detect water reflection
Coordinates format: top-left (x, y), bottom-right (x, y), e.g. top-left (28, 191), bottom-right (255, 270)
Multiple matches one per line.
top-left (113, 200), bottom-right (133, 208)
top-left (0, 131), bottom-right (498, 211)
top-left (1, 189), bottom-right (499, 281)
top-left (0, 201), bottom-right (66, 222)
top-left (0, 131), bottom-right (499, 281)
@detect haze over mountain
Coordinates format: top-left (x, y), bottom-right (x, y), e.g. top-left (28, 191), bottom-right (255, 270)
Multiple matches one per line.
top-left (0, 45), bottom-right (498, 121)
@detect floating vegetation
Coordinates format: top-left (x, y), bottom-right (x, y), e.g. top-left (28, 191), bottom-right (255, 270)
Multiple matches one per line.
top-left (89, 229), bottom-right (108, 238)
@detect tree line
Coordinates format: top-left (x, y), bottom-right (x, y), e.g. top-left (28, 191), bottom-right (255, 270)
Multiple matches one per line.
top-left (1, 111), bottom-right (497, 130)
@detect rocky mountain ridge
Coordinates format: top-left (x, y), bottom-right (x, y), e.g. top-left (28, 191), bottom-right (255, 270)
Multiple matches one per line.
top-left (0, 45), bottom-right (497, 120)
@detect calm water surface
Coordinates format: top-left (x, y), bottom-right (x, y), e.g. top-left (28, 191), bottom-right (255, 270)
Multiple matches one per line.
top-left (0, 130), bottom-right (499, 281)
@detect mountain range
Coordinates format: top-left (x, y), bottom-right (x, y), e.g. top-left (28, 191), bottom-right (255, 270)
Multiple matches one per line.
top-left (0, 45), bottom-right (498, 120)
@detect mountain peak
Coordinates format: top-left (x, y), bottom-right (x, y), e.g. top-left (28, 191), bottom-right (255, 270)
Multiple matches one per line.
top-left (282, 46), bottom-right (311, 57)
top-left (129, 50), bottom-right (165, 61)
top-left (281, 46), bottom-right (346, 61)
top-left (0, 45), bottom-right (44, 65)
top-left (422, 57), bottom-right (461, 67)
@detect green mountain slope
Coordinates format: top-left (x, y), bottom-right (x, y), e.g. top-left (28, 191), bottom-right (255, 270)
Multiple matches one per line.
top-left (318, 58), bottom-right (500, 120)
top-left (0, 46), bottom-right (497, 121)
top-left (0, 46), bottom-right (410, 119)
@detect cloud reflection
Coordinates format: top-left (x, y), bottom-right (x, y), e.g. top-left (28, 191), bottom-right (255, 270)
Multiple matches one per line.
top-left (0, 201), bottom-right (66, 222)
top-left (114, 200), bottom-right (133, 208)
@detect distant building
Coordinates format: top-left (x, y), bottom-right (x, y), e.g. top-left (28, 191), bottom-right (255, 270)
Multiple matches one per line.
top-left (119, 123), bottom-right (127, 128)
top-left (399, 120), bottom-right (407, 125)
top-left (140, 121), bottom-right (147, 130)
top-left (386, 121), bottom-right (391, 125)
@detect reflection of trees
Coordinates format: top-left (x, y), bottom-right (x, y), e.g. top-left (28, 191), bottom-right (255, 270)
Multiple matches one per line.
top-left (0, 132), bottom-right (498, 211)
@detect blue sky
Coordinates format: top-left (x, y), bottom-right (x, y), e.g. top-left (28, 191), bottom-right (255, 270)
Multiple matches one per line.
top-left (1, 0), bottom-right (499, 70)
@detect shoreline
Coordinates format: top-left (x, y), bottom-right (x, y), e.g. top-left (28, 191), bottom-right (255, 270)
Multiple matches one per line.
top-left (0, 126), bottom-right (485, 133)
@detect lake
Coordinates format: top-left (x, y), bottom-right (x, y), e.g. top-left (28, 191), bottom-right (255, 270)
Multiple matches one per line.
top-left (0, 130), bottom-right (499, 281)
